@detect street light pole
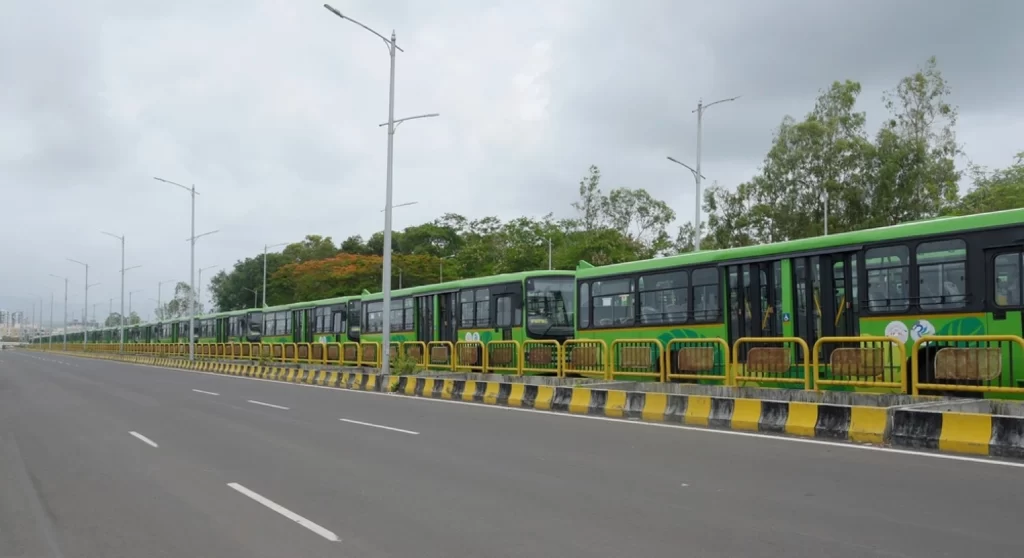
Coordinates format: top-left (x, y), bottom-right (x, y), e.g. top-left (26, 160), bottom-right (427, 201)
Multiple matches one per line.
top-left (157, 279), bottom-right (175, 321)
top-left (66, 258), bottom-right (90, 345)
top-left (666, 156), bottom-right (709, 250)
top-left (243, 288), bottom-right (258, 309)
top-left (262, 243), bottom-right (287, 307)
top-left (128, 290), bottom-right (143, 326)
top-left (323, 3), bottom-right (439, 376)
top-left (198, 265), bottom-right (218, 312)
top-left (49, 274), bottom-right (69, 351)
top-left (154, 177), bottom-right (208, 362)
top-left (692, 95), bottom-right (740, 252)
top-left (49, 291), bottom-right (53, 350)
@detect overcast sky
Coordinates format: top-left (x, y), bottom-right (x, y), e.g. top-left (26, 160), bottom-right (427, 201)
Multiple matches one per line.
top-left (2, 0), bottom-right (1022, 324)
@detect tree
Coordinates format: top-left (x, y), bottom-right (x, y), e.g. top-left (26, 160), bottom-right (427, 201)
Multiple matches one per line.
top-left (128, 312), bottom-right (141, 325)
top-left (955, 152), bottom-right (1024, 215)
top-left (155, 282), bottom-right (203, 320)
top-left (870, 56), bottom-right (961, 225)
top-left (104, 313), bottom-right (122, 327)
top-left (701, 57), bottom-right (963, 245)
top-left (281, 235), bottom-right (338, 263)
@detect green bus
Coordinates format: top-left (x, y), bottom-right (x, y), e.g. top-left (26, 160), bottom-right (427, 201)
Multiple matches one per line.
top-left (575, 207), bottom-right (1024, 395)
top-left (359, 270), bottom-right (575, 363)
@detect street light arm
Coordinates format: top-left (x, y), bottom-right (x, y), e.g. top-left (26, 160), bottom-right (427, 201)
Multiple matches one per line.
top-left (185, 229), bottom-right (220, 242)
top-left (693, 95), bottom-right (742, 113)
top-left (67, 258), bottom-right (88, 267)
top-left (379, 113), bottom-right (440, 129)
top-left (666, 156), bottom-right (707, 180)
top-left (382, 201), bottom-right (418, 212)
top-left (323, 4), bottom-right (403, 52)
top-left (100, 231), bottom-right (124, 241)
top-left (122, 265), bottom-right (142, 272)
top-left (153, 176), bottom-right (199, 195)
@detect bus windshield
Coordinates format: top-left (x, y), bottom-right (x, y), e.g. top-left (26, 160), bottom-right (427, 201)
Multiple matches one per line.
top-left (526, 277), bottom-right (574, 335)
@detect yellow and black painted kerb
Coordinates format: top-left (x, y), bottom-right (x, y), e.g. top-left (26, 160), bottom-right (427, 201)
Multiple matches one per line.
top-left (36, 350), bottom-right (1024, 459)
top-left (891, 409), bottom-right (1024, 459)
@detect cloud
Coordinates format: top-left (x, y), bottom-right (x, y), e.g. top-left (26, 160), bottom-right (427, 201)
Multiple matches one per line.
top-left (2, 0), bottom-right (1022, 320)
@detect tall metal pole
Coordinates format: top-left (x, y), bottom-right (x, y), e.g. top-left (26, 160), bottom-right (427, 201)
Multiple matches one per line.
top-left (323, 5), bottom-right (438, 375)
top-left (548, 238), bottom-right (553, 270)
top-left (189, 185), bottom-right (196, 361)
top-left (695, 100), bottom-right (703, 252)
top-left (691, 95), bottom-right (740, 252)
top-left (380, 29), bottom-right (397, 376)
top-left (823, 191), bottom-right (830, 236)
top-left (261, 243), bottom-right (287, 307)
top-left (49, 292), bottom-right (53, 350)
top-left (68, 258), bottom-right (90, 345)
top-left (120, 236), bottom-right (125, 347)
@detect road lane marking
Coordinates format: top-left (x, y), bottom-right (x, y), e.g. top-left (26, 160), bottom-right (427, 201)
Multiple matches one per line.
top-left (97, 356), bottom-right (1024, 470)
top-left (340, 418), bottom-right (419, 435)
top-left (248, 399), bottom-right (289, 410)
top-left (227, 483), bottom-right (340, 542)
top-left (129, 431), bottom-right (159, 448)
top-left (192, 389), bottom-right (220, 396)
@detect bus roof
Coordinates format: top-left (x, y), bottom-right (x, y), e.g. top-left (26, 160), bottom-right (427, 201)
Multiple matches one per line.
top-left (360, 269), bottom-right (575, 302)
top-left (577, 207), bottom-right (1024, 278)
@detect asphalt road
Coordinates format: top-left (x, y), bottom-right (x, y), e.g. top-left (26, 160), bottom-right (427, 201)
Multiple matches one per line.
top-left (0, 350), bottom-right (1021, 557)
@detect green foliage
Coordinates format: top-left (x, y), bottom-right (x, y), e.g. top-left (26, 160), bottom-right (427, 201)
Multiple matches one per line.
top-left (953, 153), bottom-right (1024, 215)
top-left (155, 282), bottom-right (204, 320)
top-left (198, 56), bottom-right (1019, 311)
top-left (389, 351), bottom-right (421, 376)
top-left (700, 57), bottom-right (970, 249)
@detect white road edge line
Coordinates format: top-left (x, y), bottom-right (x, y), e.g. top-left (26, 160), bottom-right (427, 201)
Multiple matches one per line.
top-left (247, 399), bottom-right (289, 410)
top-left (340, 418), bottom-right (419, 435)
top-left (227, 482), bottom-right (340, 542)
top-left (192, 388), bottom-right (220, 396)
top-left (129, 431), bottom-right (159, 448)
top-left (91, 356), bottom-right (1024, 470)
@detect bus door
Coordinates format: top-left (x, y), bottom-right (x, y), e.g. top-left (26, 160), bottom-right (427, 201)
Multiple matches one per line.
top-left (726, 260), bottom-right (784, 361)
top-left (821, 251), bottom-right (859, 338)
top-left (292, 310), bottom-right (304, 343)
top-left (793, 251), bottom-right (859, 362)
top-left (988, 249), bottom-right (1024, 384)
top-left (416, 295), bottom-right (434, 343)
top-left (438, 292), bottom-right (458, 343)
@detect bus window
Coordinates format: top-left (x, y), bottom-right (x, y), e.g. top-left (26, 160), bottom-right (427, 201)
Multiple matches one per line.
top-left (691, 268), bottom-right (720, 322)
top-left (639, 271), bottom-right (687, 325)
top-left (527, 276), bottom-right (575, 335)
top-left (917, 239), bottom-right (967, 310)
top-left (865, 245), bottom-right (909, 312)
top-left (994, 253), bottom-right (1022, 307)
top-left (591, 278), bottom-right (633, 327)
top-left (579, 283), bottom-right (590, 328)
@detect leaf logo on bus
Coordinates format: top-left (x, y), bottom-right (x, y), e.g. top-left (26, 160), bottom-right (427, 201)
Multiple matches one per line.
top-left (936, 317), bottom-right (985, 337)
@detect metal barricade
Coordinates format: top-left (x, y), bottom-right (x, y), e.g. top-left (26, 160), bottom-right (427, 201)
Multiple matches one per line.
top-left (731, 337), bottom-right (811, 389)
top-left (665, 338), bottom-right (730, 384)
top-left (813, 336), bottom-right (906, 392)
top-left (296, 342), bottom-right (311, 363)
top-left (610, 339), bottom-right (666, 381)
top-left (402, 341), bottom-right (427, 367)
top-left (359, 342), bottom-right (381, 368)
top-left (284, 343), bottom-right (297, 362)
top-left (454, 341), bottom-right (485, 372)
top-left (486, 340), bottom-right (521, 375)
top-left (341, 342), bottom-right (360, 366)
top-left (521, 340), bottom-right (562, 376)
top-left (561, 339), bottom-right (609, 379)
top-left (426, 341), bottom-right (454, 371)
top-left (912, 335), bottom-right (1024, 396)
top-left (310, 342), bottom-right (325, 364)
top-left (324, 342), bottom-right (340, 364)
